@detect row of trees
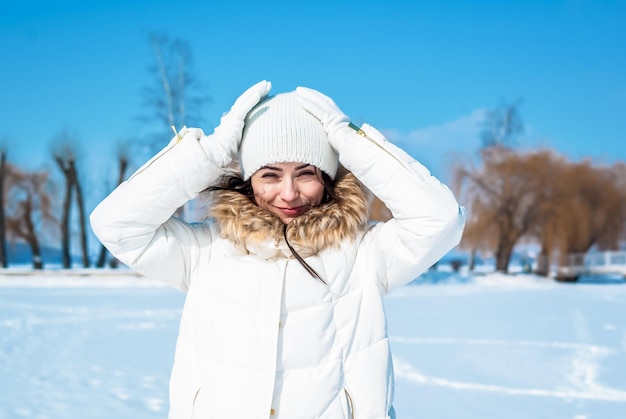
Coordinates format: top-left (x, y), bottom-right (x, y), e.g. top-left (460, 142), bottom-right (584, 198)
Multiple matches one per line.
top-left (0, 142), bottom-right (395, 269)
top-left (2, 33), bottom-right (392, 270)
top-left (0, 143), bottom-right (130, 269)
top-left (452, 101), bottom-right (626, 274)
top-left (1, 149), bottom-right (53, 269)
top-left (6, 142), bottom-right (623, 273)
top-left (454, 146), bottom-right (626, 274)
top-left (2, 37), bottom-right (625, 273)
top-left (0, 34), bottom-right (203, 269)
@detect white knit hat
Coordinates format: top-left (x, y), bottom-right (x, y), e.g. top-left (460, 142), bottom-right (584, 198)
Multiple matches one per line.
top-left (239, 91), bottom-right (339, 180)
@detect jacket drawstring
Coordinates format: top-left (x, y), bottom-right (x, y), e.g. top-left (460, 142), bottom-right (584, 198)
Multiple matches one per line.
top-left (283, 224), bottom-right (327, 285)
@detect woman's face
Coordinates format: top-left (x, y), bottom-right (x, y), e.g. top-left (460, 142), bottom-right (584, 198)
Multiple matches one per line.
top-left (251, 162), bottom-right (326, 224)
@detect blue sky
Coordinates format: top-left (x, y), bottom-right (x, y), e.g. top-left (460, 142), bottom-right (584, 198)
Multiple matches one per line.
top-left (1, 0), bottom-right (625, 189)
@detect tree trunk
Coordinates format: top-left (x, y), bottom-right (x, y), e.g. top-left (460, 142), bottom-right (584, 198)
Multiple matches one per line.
top-left (535, 248), bottom-right (551, 277)
top-left (61, 176), bottom-right (72, 268)
top-left (96, 157), bottom-right (128, 268)
top-left (23, 198), bottom-right (44, 269)
top-left (96, 244), bottom-right (107, 268)
top-left (0, 150), bottom-right (7, 268)
top-left (55, 157), bottom-right (73, 269)
top-left (70, 161), bottom-right (89, 268)
top-left (494, 239), bottom-right (514, 273)
top-left (468, 248), bottom-right (477, 271)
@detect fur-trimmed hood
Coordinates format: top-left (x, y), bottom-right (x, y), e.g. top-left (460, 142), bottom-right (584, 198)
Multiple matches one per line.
top-left (208, 170), bottom-right (370, 257)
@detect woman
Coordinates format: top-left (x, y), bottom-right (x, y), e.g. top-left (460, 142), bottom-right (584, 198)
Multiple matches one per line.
top-left (90, 80), bottom-right (465, 418)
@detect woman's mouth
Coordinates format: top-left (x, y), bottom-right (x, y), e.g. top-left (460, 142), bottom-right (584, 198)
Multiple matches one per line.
top-left (276, 205), bottom-right (306, 217)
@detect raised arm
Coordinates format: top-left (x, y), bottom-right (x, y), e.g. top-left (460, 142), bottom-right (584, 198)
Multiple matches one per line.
top-left (297, 87), bottom-right (465, 292)
top-left (90, 81), bottom-right (271, 290)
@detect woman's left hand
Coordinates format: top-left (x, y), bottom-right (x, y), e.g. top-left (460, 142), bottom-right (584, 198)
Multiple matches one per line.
top-left (296, 86), bottom-right (353, 152)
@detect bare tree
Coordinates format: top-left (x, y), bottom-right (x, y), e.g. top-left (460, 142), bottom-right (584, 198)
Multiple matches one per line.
top-left (457, 193), bottom-right (499, 271)
top-left (526, 159), bottom-right (626, 279)
top-left (532, 185), bottom-right (566, 276)
top-left (52, 131), bottom-right (90, 268)
top-left (554, 161), bottom-right (625, 258)
top-left (480, 98), bottom-right (524, 149)
top-left (0, 147), bottom-right (7, 268)
top-left (70, 159), bottom-right (89, 267)
top-left (54, 149), bottom-right (74, 269)
top-left (519, 151), bottom-right (571, 275)
top-left (136, 34), bottom-right (209, 221)
top-left (453, 148), bottom-right (559, 272)
top-left (450, 98), bottom-right (528, 272)
top-left (454, 143), bottom-right (626, 276)
top-left (613, 162), bottom-right (626, 247)
top-left (4, 164), bottom-right (54, 269)
top-left (139, 33), bottom-right (209, 152)
top-left (96, 146), bottom-right (129, 268)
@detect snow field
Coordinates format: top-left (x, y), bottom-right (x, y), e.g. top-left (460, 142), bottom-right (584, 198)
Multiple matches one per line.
top-left (1, 272), bottom-right (625, 418)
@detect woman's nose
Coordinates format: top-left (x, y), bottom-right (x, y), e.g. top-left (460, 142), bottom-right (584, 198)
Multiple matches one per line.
top-left (280, 179), bottom-right (299, 202)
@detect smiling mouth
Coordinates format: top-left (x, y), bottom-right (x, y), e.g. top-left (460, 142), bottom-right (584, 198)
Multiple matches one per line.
top-left (276, 205), bottom-right (306, 216)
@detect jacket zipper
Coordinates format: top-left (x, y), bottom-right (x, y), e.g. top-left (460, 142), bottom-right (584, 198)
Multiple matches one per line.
top-left (127, 126), bottom-right (188, 183)
top-left (127, 141), bottom-right (178, 183)
top-left (192, 387), bottom-right (201, 407)
top-left (344, 388), bottom-right (355, 419)
top-left (355, 123), bottom-right (425, 179)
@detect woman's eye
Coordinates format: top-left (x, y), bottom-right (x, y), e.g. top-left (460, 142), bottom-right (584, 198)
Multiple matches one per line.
top-left (299, 170), bottom-right (316, 177)
top-left (261, 172), bottom-right (279, 179)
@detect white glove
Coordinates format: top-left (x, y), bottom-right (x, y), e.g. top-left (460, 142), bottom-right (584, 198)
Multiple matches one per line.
top-left (296, 86), bottom-right (356, 151)
top-left (298, 86), bottom-right (432, 181)
top-left (200, 80), bottom-right (271, 166)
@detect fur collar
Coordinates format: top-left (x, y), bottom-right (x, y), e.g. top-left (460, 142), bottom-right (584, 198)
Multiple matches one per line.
top-left (208, 170), bottom-right (370, 256)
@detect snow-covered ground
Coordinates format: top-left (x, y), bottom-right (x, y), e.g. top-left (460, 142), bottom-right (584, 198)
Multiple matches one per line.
top-left (1, 269), bottom-right (625, 419)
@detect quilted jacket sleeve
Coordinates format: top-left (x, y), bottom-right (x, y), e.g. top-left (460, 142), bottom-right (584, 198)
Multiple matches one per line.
top-left (89, 131), bottom-right (226, 291)
top-left (338, 124), bottom-right (466, 293)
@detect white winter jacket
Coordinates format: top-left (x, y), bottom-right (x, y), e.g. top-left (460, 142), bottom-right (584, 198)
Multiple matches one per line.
top-left (90, 123), bottom-right (465, 419)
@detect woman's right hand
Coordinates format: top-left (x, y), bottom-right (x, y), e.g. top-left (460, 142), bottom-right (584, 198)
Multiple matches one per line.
top-left (200, 80), bottom-right (272, 167)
